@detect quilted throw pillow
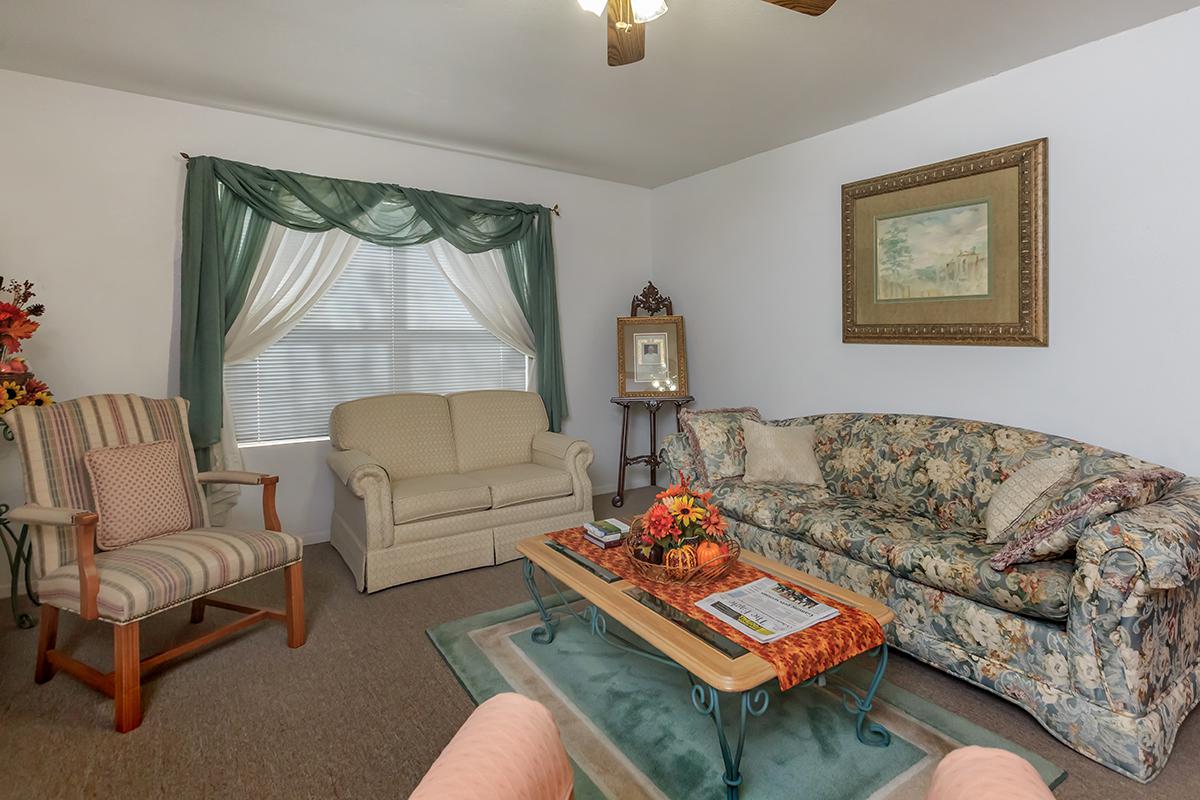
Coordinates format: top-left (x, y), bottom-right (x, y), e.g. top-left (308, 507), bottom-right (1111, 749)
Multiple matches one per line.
top-left (984, 453), bottom-right (1081, 544)
top-left (678, 407), bottom-right (762, 485)
top-left (990, 467), bottom-right (1184, 570)
top-left (743, 421), bottom-right (823, 486)
top-left (84, 440), bottom-right (194, 550)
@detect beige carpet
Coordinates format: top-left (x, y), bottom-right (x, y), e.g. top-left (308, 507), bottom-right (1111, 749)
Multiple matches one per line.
top-left (0, 485), bottom-right (1197, 799)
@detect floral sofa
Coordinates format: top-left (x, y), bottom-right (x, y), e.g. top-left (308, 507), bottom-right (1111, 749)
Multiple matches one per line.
top-left (661, 413), bottom-right (1200, 782)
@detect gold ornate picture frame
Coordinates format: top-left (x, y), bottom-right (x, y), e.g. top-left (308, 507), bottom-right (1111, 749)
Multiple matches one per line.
top-left (842, 138), bottom-right (1048, 346)
top-left (616, 315), bottom-right (688, 397)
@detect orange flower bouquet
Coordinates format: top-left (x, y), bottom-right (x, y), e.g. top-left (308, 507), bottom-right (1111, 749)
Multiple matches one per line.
top-left (624, 472), bottom-right (740, 584)
top-left (0, 277), bottom-right (53, 418)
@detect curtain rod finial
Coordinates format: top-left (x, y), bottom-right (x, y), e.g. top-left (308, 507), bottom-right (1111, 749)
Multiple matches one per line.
top-left (180, 152), bottom-right (190, 160)
top-left (551, 204), bottom-right (560, 217)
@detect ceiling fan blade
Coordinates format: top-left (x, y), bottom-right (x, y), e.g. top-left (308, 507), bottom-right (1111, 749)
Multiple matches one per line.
top-left (761, 0), bottom-right (838, 16)
top-left (607, 0), bottom-right (645, 66)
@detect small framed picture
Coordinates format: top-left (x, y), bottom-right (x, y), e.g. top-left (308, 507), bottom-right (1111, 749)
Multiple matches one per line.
top-left (617, 316), bottom-right (687, 397)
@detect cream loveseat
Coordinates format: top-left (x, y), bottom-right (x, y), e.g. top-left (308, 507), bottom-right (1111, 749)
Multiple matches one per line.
top-left (662, 412), bottom-right (1200, 783)
top-left (327, 390), bottom-right (594, 591)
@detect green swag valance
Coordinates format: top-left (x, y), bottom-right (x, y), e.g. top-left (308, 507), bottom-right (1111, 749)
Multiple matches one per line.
top-left (181, 156), bottom-right (566, 467)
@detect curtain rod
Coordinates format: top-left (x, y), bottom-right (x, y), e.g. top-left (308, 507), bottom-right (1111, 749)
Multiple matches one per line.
top-left (179, 152), bottom-right (560, 216)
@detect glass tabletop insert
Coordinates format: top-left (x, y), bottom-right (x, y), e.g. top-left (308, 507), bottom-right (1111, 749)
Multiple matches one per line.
top-left (624, 587), bottom-right (749, 659)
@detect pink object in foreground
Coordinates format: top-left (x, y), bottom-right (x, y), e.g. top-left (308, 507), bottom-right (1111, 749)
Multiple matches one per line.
top-left (409, 693), bottom-right (573, 800)
top-left (926, 746), bottom-right (1055, 800)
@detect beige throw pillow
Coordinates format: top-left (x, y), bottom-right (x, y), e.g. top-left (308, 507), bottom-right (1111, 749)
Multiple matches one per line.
top-left (984, 453), bottom-right (1080, 544)
top-left (85, 440), bottom-right (194, 550)
top-left (742, 421), bottom-right (824, 486)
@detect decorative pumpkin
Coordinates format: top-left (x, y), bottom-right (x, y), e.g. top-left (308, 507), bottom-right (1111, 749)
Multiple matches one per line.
top-left (695, 540), bottom-right (724, 566)
top-left (663, 544), bottom-right (698, 579)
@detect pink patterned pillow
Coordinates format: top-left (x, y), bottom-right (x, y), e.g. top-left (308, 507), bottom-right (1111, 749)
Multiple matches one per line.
top-left (84, 441), bottom-right (194, 550)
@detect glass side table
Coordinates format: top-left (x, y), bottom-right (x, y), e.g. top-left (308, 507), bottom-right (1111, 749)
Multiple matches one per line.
top-left (0, 417), bottom-right (37, 629)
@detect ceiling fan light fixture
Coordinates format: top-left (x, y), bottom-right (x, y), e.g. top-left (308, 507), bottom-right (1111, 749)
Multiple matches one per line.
top-left (631, 0), bottom-right (669, 23)
top-left (577, 0), bottom-right (607, 16)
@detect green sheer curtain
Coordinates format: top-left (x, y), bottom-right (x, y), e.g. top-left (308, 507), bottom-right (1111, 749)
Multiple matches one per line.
top-left (180, 156), bottom-right (567, 466)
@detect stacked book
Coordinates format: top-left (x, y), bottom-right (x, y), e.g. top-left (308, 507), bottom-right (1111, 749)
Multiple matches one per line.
top-left (583, 518), bottom-right (630, 550)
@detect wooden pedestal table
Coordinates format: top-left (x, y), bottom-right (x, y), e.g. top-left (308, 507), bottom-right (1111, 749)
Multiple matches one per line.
top-left (610, 395), bottom-right (693, 507)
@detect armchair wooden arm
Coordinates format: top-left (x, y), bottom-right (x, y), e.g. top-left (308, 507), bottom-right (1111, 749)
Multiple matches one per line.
top-left (9, 504), bottom-right (100, 620)
top-left (196, 471), bottom-right (282, 532)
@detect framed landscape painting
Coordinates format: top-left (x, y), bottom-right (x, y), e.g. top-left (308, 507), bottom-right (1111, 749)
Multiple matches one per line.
top-left (842, 139), bottom-right (1048, 346)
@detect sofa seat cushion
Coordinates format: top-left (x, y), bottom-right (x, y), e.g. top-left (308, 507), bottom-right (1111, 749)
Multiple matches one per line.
top-left (883, 527), bottom-right (1073, 621)
top-left (38, 528), bottom-right (303, 623)
top-left (713, 481), bottom-right (1071, 621)
top-left (708, 479), bottom-right (832, 529)
top-left (462, 463), bottom-right (573, 509)
top-left (392, 474), bottom-right (492, 524)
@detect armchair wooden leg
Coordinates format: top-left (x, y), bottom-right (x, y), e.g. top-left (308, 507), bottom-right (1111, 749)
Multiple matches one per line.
top-left (113, 622), bottom-right (142, 733)
top-left (189, 598), bottom-right (206, 624)
top-left (284, 562), bottom-right (306, 649)
top-left (34, 605), bottom-right (59, 684)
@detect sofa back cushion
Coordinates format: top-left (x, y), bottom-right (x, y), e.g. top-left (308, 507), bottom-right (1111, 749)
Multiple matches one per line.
top-left (778, 413), bottom-right (1166, 531)
top-left (448, 390), bottom-right (548, 472)
top-left (330, 393), bottom-right (457, 479)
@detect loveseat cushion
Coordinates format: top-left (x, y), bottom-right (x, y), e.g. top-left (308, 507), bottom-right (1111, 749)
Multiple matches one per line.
top-left (391, 474), bottom-right (492, 524)
top-left (330, 393), bottom-right (458, 480)
top-left (461, 463), bottom-right (573, 509)
top-left (38, 528), bottom-right (302, 623)
top-left (713, 481), bottom-right (1071, 621)
top-left (448, 391), bottom-right (549, 473)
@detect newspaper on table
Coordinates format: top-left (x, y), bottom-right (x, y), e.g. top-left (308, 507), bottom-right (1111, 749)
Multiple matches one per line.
top-left (694, 577), bottom-right (839, 644)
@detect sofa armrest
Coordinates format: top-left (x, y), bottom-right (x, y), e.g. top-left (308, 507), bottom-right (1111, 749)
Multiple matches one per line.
top-left (1067, 477), bottom-right (1200, 716)
top-left (659, 432), bottom-right (704, 488)
top-left (532, 431), bottom-right (593, 510)
top-left (1076, 477), bottom-right (1200, 590)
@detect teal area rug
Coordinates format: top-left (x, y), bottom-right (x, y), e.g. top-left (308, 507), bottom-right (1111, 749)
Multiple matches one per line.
top-left (429, 599), bottom-right (1066, 800)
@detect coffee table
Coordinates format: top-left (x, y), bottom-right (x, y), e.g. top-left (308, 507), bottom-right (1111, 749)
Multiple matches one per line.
top-left (517, 533), bottom-right (896, 799)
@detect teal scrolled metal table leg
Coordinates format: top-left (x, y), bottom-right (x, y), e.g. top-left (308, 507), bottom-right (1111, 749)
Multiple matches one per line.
top-left (837, 644), bottom-right (891, 746)
top-left (1, 505), bottom-right (37, 630)
top-left (522, 557), bottom-right (557, 644)
top-left (690, 681), bottom-right (770, 800)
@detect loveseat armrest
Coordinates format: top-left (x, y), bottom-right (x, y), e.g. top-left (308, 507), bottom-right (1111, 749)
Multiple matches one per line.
top-left (8, 504), bottom-right (101, 619)
top-left (660, 432), bottom-right (704, 488)
top-left (532, 431), bottom-right (594, 511)
top-left (7, 504), bottom-right (97, 527)
top-left (1076, 477), bottom-right (1200, 590)
top-left (197, 470), bottom-right (278, 486)
top-left (532, 430), bottom-right (587, 460)
top-left (326, 448), bottom-right (391, 489)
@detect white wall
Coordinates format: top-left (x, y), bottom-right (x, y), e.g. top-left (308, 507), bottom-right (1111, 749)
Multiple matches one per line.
top-left (0, 69), bottom-right (654, 544)
top-left (651, 9), bottom-right (1200, 475)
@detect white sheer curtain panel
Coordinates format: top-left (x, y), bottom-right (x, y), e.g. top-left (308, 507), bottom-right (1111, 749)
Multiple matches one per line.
top-left (208, 224), bottom-right (361, 522)
top-left (424, 239), bottom-right (536, 390)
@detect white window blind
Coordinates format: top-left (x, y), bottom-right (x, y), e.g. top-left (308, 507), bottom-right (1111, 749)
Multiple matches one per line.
top-left (225, 241), bottom-right (528, 444)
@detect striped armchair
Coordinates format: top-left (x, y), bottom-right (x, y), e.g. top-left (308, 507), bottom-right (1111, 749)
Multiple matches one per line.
top-left (8, 394), bottom-right (306, 732)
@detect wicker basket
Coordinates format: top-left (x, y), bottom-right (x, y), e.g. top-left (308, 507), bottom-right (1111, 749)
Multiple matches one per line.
top-left (622, 517), bottom-right (740, 586)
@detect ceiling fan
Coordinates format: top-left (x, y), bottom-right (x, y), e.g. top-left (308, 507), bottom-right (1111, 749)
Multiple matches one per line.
top-left (577, 0), bottom-right (838, 66)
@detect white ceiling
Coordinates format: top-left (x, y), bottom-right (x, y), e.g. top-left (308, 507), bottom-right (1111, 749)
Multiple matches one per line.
top-left (1, 0), bottom-right (1195, 187)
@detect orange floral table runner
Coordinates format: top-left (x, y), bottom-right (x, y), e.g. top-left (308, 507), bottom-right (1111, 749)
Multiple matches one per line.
top-left (545, 528), bottom-right (886, 691)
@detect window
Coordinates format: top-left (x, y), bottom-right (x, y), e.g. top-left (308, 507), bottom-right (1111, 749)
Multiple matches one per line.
top-left (225, 241), bottom-right (528, 444)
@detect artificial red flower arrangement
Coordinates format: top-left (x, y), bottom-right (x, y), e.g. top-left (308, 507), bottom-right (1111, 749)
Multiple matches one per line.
top-left (627, 472), bottom-right (736, 580)
top-left (0, 277), bottom-right (53, 413)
